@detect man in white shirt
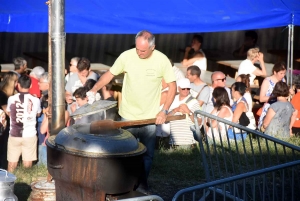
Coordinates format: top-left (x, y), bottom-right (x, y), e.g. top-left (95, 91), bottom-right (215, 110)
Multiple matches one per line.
top-left (7, 75), bottom-right (41, 172)
top-left (238, 48), bottom-right (266, 85)
top-left (181, 35), bottom-right (207, 71)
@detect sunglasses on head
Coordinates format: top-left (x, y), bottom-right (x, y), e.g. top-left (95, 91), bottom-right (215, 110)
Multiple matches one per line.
top-left (181, 88), bottom-right (190, 90)
top-left (215, 77), bottom-right (226, 82)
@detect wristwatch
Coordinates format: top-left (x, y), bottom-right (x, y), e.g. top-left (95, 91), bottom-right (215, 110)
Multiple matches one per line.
top-left (161, 109), bottom-right (168, 115)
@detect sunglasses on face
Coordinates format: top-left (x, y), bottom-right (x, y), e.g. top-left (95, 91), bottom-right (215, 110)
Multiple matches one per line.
top-left (181, 88), bottom-right (190, 90)
top-left (215, 77), bottom-right (226, 82)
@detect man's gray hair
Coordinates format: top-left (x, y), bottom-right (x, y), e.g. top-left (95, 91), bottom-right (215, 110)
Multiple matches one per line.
top-left (70, 57), bottom-right (80, 64)
top-left (40, 72), bottom-right (49, 83)
top-left (30, 66), bottom-right (45, 79)
top-left (13, 57), bottom-right (27, 70)
top-left (135, 30), bottom-right (155, 47)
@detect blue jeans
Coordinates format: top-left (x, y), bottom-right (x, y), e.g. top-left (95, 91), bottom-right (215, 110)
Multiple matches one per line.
top-left (121, 117), bottom-right (156, 184)
top-left (37, 145), bottom-right (47, 166)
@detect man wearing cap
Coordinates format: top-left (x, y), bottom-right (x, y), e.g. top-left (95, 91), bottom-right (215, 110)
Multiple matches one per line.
top-left (167, 78), bottom-right (201, 146)
top-left (29, 66), bottom-right (45, 98)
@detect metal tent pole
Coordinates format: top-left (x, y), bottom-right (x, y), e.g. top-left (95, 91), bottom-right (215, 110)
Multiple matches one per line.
top-left (287, 24), bottom-right (291, 86)
top-left (47, 1), bottom-right (52, 135)
top-left (50, 0), bottom-right (66, 135)
top-left (290, 25), bottom-right (294, 86)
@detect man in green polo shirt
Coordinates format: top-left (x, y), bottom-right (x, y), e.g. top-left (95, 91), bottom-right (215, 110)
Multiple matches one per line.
top-left (90, 30), bottom-right (176, 193)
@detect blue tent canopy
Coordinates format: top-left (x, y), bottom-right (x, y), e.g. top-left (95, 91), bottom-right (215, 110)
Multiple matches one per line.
top-left (1, 0), bottom-right (299, 33)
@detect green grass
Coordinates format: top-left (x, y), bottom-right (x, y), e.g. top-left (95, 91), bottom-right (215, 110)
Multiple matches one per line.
top-left (13, 165), bottom-right (48, 201)
top-left (11, 137), bottom-right (300, 201)
top-left (149, 146), bottom-right (205, 200)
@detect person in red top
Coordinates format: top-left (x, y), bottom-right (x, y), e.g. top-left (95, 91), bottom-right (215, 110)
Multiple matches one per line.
top-left (291, 77), bottom-right (300, 136)
top-left (29, 66), bottom-right (45, 98)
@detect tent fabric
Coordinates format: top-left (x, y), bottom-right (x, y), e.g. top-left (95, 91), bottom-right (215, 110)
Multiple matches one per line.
top-left (0, 0), bottom-right (300, 33)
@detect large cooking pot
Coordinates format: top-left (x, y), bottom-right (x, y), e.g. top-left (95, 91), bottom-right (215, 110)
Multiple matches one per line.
top-left (0, 169), bottom-right (18, 201)
top-left (46, 123), bottom-right (146, 201)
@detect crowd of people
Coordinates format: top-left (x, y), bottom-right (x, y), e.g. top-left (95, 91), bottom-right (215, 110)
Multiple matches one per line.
top-left (0, 30), bottom-right (299, 195)
top-left (157, 31), bottom-right (300, 149)
top-left (0, 56), bottom-right (118, 173)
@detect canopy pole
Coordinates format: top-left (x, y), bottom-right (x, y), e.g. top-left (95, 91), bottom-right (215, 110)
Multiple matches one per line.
top-left (290, 25), bottom-right (294, 87)
top-left (47, 1), bottom-right (52, 135)
top-left (287, 24), bottom-right (291, 86)
top-left (49, 0), bottom-right (66, 135)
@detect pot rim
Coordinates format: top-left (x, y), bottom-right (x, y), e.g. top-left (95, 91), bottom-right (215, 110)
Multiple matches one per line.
top-left (46, 136), bottom-right (146, 158)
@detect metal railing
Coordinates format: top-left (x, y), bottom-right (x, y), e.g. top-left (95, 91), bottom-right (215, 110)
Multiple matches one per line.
top-left (118, 195), bottom-right (164, 201)
top-left (173, 110), bottom-right (300, 201)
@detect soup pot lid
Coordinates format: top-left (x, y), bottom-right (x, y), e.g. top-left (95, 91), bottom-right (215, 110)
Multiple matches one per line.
top-left (0, 169), bottom-right (16, 183)
top-left (47, 123), bottom-right (146, 157)
top-left (70, 100), bottom-right (117, 119)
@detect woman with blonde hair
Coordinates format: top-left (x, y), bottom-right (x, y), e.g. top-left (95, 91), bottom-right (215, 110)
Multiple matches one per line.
top-left (0, 72), bottom-right (18, 169)
top-left (237, 48), bottom-right (267, 86)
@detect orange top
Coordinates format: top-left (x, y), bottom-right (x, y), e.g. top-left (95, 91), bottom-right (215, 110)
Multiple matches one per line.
top-left (291, 92), bottom-right (300, 128)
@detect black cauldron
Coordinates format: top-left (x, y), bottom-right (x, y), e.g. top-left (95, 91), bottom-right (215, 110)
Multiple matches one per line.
top-left (46, 123), bottom-right (146, 201)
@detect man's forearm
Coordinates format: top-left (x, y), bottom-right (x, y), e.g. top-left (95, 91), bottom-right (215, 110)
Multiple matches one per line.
top-left (162, 81), bottom-right (176, 111)
top-left (260, 62), bottom-right (266, 76)
top-left (91, 71), bottom-right (115, 92)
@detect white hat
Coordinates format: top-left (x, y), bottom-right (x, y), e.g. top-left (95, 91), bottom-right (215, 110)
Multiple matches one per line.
top-left (177, 78), bottom-right (191, 88)
top-left (30, 66), bottom-right (45, 79)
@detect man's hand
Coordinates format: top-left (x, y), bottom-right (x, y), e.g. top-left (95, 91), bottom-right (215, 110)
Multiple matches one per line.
top-left (258, 52), bottom-right (264, 63)
top-left (179, 104), bottom-right (189, 113)
top-left (70, 103), bottom-right (77, 113)
top-left (88, 87), bottom-right (97, 96)
top-left (156, 111), bottom-right (167, 124)
top-left (185, 46), bottom-right (192, 53)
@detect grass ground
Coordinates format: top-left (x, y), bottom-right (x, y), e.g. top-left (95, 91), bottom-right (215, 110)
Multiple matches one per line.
top-left (13, 165), bottom-right (48, 201)
top-left (11, 136), bottom-right (300, 201)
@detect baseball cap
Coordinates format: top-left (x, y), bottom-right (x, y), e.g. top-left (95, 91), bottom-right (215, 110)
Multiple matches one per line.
top-left (177, 78), bottom-right (191, 88)
top-left (30, 66), bottom-right (45, 79)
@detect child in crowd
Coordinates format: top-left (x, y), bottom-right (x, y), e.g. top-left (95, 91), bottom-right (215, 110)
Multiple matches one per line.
top-left (70, 87), bottom-right (89, 113)
top-left (262, 82), bottom-right (297, 138)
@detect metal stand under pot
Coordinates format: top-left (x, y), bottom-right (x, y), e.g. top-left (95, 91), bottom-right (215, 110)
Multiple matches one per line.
top-left (0, 169), bottom-right (18, 201)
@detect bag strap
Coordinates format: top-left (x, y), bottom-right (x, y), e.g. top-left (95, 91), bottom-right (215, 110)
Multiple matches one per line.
top-left (185, 95), bottom-right (194, 104)
top-left (195, 85), bottom-right (208, 100)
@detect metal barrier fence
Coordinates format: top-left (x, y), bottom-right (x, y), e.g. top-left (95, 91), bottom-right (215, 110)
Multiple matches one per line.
top-left (173, 110), bottom-right (300, 201)
top-left (118, 195), bottom-right (164, 201)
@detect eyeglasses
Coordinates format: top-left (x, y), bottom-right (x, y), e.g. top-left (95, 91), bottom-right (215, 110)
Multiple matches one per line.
top-left (181, 88), bottom-right (190, 90)
top-left (215, 77), bottom-right (226, 82)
